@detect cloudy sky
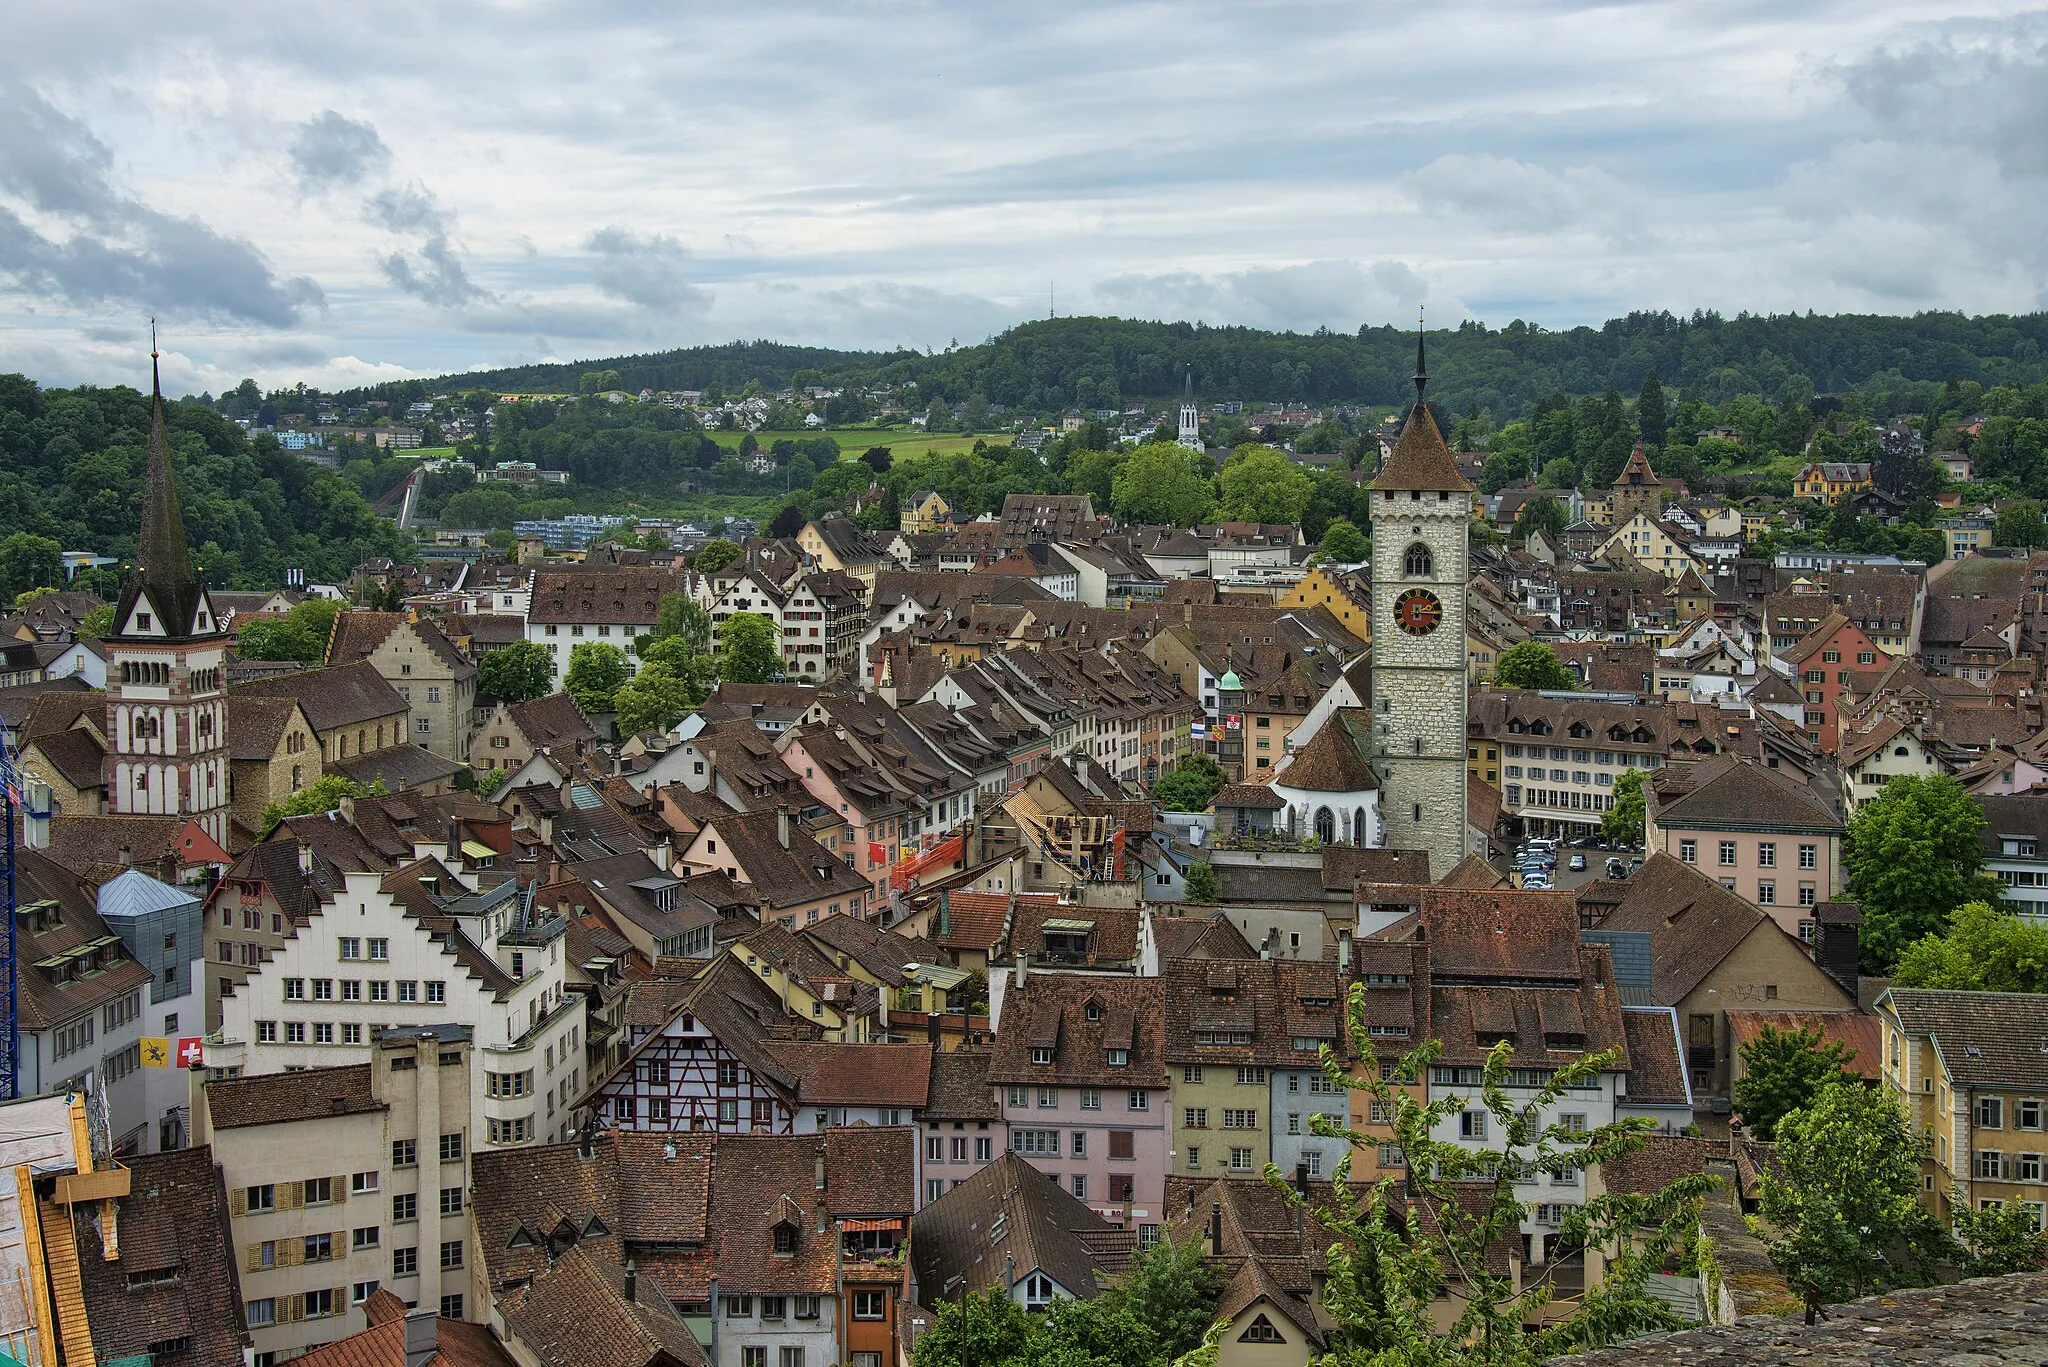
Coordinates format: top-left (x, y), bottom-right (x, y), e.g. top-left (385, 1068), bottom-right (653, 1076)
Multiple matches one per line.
top-left (1, 0), bottom-right (2044, 393)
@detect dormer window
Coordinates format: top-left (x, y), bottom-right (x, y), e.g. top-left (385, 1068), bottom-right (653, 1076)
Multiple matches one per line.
top-left (1107, 1049), bottom-right (1129, 1068)
top-left (1030, 1047), bottom-right (1054, 1066)
top-left (773, 1222), bottom-right (798, 1255)
top-left (135, 613), bottom-right (151, 631)
top-left (1084, 1001), bottom-right (1101, 1022)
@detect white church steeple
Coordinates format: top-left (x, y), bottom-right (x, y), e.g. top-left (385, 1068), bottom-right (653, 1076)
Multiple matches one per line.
top-left (1177, 368), bottom-right (1201, 451)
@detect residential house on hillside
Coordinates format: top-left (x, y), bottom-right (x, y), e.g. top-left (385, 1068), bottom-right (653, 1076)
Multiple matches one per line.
top-left (1643, 754), bottom-right (1844, 936)
top-left (473, 693), bottom-right (601, 773)
top-left (524, 568), bottom-right (678, 678)
top-left (674, 806), bottom-right (876, 926)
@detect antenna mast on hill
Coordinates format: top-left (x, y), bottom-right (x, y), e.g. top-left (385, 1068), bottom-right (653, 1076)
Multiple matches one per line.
top-left (1049, 283), bottom-right (1054, 320)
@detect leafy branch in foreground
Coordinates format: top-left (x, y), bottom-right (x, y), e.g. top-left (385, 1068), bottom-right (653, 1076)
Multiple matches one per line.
top-left (1268, 983), bottom-right (1713, 1367)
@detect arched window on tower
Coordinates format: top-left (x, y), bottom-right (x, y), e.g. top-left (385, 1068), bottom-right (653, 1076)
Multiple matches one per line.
top-left (1404, 543), bottom-right (1432, 578)
top-left (1314, 807), bottom-right (1335, 844)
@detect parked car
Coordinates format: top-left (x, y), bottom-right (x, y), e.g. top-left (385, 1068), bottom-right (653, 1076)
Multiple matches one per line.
top-left (1605, 857), bottom-right (1627, 879)
top-left (1568, 854), bottom-right (1587, 872)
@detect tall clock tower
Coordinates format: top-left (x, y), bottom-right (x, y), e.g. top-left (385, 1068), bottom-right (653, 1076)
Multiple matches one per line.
top-left (1368, 329), bottom-right (1471, 877)
top-left (102, 345), bottom-right (231, 844)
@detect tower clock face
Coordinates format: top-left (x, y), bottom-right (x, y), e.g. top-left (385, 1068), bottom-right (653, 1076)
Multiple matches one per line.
top-left (1393, 588), bottom-right (1443, 636)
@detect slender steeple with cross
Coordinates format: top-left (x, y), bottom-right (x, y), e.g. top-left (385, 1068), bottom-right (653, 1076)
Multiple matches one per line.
top-left (103, 329), bottom-right (231, 841)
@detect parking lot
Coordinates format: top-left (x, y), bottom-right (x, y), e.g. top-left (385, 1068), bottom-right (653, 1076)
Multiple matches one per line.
top-left (1501, 841), bottom-right (1642, 891)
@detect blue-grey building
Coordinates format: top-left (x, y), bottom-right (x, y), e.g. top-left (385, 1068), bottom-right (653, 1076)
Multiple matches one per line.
top-left (97, 869), bottom-right (204, 1152)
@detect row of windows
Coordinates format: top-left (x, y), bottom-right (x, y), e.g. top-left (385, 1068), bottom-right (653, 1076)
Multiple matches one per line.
top-left (1183, 1144), bottom-right (1265, 1172)
top-left (1004, 1086), bottom-right (1149, 1111)
top-left (926, 1135), bottom-right (997, 1163)
top-left (1012, 1129), bottom-right (1139, 1158)
top-left (283, 978), bottom-right (446, 1003)
top-left (1678, 839), bottom-right (1820, 870)
top-left (1974, 1098), bottom-right (2047, 1131)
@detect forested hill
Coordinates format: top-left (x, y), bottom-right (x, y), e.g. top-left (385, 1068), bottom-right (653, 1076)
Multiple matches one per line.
top-left (444, 340), bottom-right (897, 397)
top-left (397, 311), bottom-right (2048, 421)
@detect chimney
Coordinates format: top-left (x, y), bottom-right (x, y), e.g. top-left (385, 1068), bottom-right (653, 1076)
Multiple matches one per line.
top-left (623, 1258), bottom-right (638, 1303)
top-left (778, 806), bottom-right (791, 850)
top-left (403, 1308), bottom-right (438, 1367)
top-left (938, 890), bottom-right (951, 938)
top-left (21, 779), bottom-right (51, 851)
top-left (296, 840), bottom-right (313, 876)
top-left (118, 844), bottom-right (132, 869)
top-left (1294, 1161), bottom-right (1309, 1197)
top-left (1013, 951), bottom-right (1028, 990)
top-left (1337, 929), bottom-right (1352, 972)
top-left (447, 817), bottom-right (462, 862)
top-left (1209, 1202), bottom-right (1223, 1257)
top-left (814, 1144), bottom-right (828, 1190)
top-left (1815, 901), bottom-right (1862, 995)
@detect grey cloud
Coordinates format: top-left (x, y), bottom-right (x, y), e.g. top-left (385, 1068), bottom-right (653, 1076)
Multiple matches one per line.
top-left (365, 184), bottom-right (450, 235)
top-left (289, 111), bottom-right (389, 190)
top-left (382, 237), bottom-right (486, 308)
top-left (800, 281), bottom-right (1012, 350)
top-left (587, 227), bottom-right (711, 312)
top-left (0, 85), bottom-right (321, 326)
top-left (1094, 261), bottom-right (1433, 332)
top-left (1841, 18), bottom-right (2048, 180)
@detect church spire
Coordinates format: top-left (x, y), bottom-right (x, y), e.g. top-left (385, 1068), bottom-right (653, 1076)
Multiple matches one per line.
top-left (1412, 305), bottom-right (1428, 405)
top-left (138, 326), bottom-right (198, 602)
top-left (1183, 367), bottom-right (1194, 402)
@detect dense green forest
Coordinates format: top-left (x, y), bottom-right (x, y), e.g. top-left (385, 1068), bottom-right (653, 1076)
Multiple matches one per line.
top-left (0, 375), bottom-right (413, 594)
top-left (333, 311), bottom-right (2048, 422)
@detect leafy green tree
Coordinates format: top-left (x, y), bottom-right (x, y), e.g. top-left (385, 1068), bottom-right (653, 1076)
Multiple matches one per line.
top-left (1182, 862), bottom-right (1219, 903)
top-left (1844, 774), bottom-right (2004, 971)
top-left (1065, 447), bottom-right (1123, 507)
top-left (1601, 767), bottom-right (1645, 848)
top-left (654, 592), bottom-right (713, 652)
top-left (78, 603), bottom-right (115, 640)
top-left (613, 661), bottom-right (697, 735)
top-left (1892, 899), bottom-right (2048, 992)
top-left (1752, 1081), bottom-right (1949, 1324)
top-left (1516, 494), bottom-right (1569, 546)
top-left (564, 641), bottom-right (632, 715)
top-left (1110, 443), bottom-right (1215, 527)
top-left (1994, 499), bottom-right (2048, 550)
top-left (1317, 518), bottom-right (1369, 563)
top-left (1950, 1195), bottom-right (2048, 1276)
top-left (260, 775), bottom-right (385, 836)
top-left (1094, 1230), bottom-right (1220, 1360)
top-left (718, 611), bottom-right (781, 684)
top-left (1637, 371), bottom-right (1668, 449)
top-left (1731, 1023), bottom-right (1859, 1140)
top-left (1287, 986), bottom-right (1712, 1363)
top-left (1492, 640), bottom-right (1577, 691)
top-left (477, 640), bottom-right (555, 703)
top-left (1216, 446), bottom-right (1312, 525)
top-left (474, 767), bottom-right (509, 797)
top-left (692, 538), bottom-right (742, 574)
top-left (0, 533), bottom-right (61, 601)
top-left (1151, 753), bottom-right (1227, 812)
top-left (235, 616), bottom-right (324, 664)
top-left (1536, 457), bottom-right (1578, 488)
top-left (910, 1289), bottom-right (1036, 1367)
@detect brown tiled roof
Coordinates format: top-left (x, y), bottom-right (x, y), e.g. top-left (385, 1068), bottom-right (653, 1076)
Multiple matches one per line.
top-left (77, 1145), bottom-right (250, 1366)
top-left (15, 848), bottom-right (158, 1029)
top-left (505, 693), bottom-right (601, 751)
top-left (1273, 709), bottom-right (1378, 792)
top-left (1724, 1010), bottom-right (1882, 1081)
top-left (526, 569), bottom-right (681, 626)
top-left (1007, 902), bottom-right (1141, 963)
top-left (1619, 1007), bottom-right (1691, 1106)
top-left (1882, 989), bottom-right (2048, 1089)
top-left (765, 1042), bottom-right (933, 1107)
top-left (910, 1151), bottom-right (1121, 1300)
top-left (231, 659), bottom-right (408, 733)
top-left (25, 725), bottom-right (103, 791)
top-left (1212, 783), bottom-right (1283, 810)
top-left (1370, 403), bottom-right (1472, 492)
top-left (1320, 846), bottom-right (1428, 893)
top-left (989, 975), bottom-right (1168, 1086)
top-left (1426, 952), bottom-right (1628, 1072)
top-left (1438, 854), bottom-right (1507, 889)
top-left (295, 1295), bottom-right (515, 1367)
top-left (1647, 753), bottom-right (1840, 831)
top-left (502, 1245), bottom-right (710, 1367)
top-left (799, 912), bottom-right (942, 987)
top-left (1599, 853), bottom-right (1779, 1003)
top-left (921, 891), bottom-right (1015, 951)
top-left (1214, 1257), bottom-right (1324, 1346)
top-left (701, 809), bottom-right (871, 910)
top-left (205, 1063), bottom-right (383, 1128)
top-left (925, 1045), bottom-right (1000, 1120)
top-left (712, 1130), bottom-right (917, 1295)
top-left (227, 694), bottom-right (306, 762)
top-left (1160, 958), bottom-right (1351, 1067)
top-left (1146, 912), bottom-right (1258, 963)
top-left (1595, 1133), bottom-right (1726, 1197)
top-left (1406, 888), bottom-right (1584, 978)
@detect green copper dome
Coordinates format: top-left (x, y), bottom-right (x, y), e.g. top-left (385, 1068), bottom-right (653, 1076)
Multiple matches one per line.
top-left (1218, 669), bottom-right (1243, 691)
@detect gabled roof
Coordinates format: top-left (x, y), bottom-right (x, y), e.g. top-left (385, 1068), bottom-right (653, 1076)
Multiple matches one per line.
top-left (503, 693), bottom-right (601, 751)
top-left (1273, 708), bottom-right (1379, 792)
top-left (1880, 988), bottom-right (2048, 1089)
top-left (910, 1151), bottom-right (1124, 1301)
top-left (206, 1063), bottom-right (383, 1128)
top-left (230, 659), bottom-right (409, 733)
top-left (1599, 853), bottom-right (1823, 1004)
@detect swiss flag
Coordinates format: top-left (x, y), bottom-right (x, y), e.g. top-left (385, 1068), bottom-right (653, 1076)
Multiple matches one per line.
top-left (176, 1038), bottom-right (205, 1069)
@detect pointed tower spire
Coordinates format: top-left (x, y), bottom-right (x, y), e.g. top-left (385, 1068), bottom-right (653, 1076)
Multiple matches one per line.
top-left (114, 327), bottom-right (213, 641)
top-left (1183, 367), bottom-right (1194, 402)
top-left (1412, 304), bottom-right (1428, 405)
